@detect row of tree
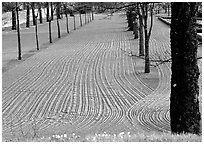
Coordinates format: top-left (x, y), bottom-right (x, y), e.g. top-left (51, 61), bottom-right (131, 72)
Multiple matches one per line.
top-left (125, 2), bottom-right (201, 135)
top-left (11, 2), bottom-right (94, 60)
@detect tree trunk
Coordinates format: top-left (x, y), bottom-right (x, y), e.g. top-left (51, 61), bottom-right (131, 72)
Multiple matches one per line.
top-left (56, 3), bottom-right (61, 19)
top-left (144, 5), bottom-right (150, 73)
top-left (12, 7), bottom-right (16, 30)
top-left (31, 2), bottom-right (36, 25)
top-left (139, 17), bottom-right (144, 56)
top-left (26, 4), bottom-right (30, 27)
top-left (137, 5), bottom-right (144, 56)
top-left (133, 18), bottom-right (138, 39)
top-left (73, 16), bottom-right (76, 30)
top-left (46, 2), bottom-right (49, 22)
top-left (38, 4), bottom-right (43, 24)
top-left (127, 10), bottom-right (134, 31)
top-left (170, 2), bottom-right (201, 134)
top-left (48, 18), bottom-right (52, 43)
top-left (16, 2), bottom-right (21, 60)
top-left (57, 18), bottom-right (61, 38)
top-left (51, 2), bottom-right (54, 21)
top-left (144, 24), bottom-right (150, 73)
top-left (35, 15), bottom-right (39, 50)
top-left (79, 12), bottom-right (82, 26)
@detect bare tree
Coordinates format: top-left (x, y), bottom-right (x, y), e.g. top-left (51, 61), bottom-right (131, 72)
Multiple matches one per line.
top-left (138, 2), bottom-right (154, 73)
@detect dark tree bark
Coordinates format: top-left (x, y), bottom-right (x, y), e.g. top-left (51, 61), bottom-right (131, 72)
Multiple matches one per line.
top-left (127, 9), bottom-right (134, 31)
top-left (133, 17), bottom-right (139, 39)
top-left (35, 14), bottom-right (39, 50)
top-left (16, 2), bottom-right (21, 60)
top-left (79, 12), bottom-right (82, 26)
top-left (137, 4), bottom-right (144, 56)
top-left (48, 18), bottom-right (52, 43)
top-left (57, 17), bottom-right (61, 38)
top-left (31, 2), bottom-right (36, 25)
top-left (170, 2), bottom-right (201, 134)
top-left (64, 4), bottom-right (69, 33)
top-left (56, 2), bottom-right (61, 19)
top-left (46, 2), bottom-right (49, 22)
top-left (73, 16), bottom-right (76, 30)
top-left (12, 7), bottom-right (16, 30)
top-left (26, 3), bottom-right (30, 28)
top-left (51, 2), bottom-right (54, 21)
top-left (38, 3), bottom-right (43, 24)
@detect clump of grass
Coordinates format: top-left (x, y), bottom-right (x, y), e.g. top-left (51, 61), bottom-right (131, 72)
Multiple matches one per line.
top-left (84, 131), bottom-right (201, 142)
top-left (9, 131), bottom-right (200, 142)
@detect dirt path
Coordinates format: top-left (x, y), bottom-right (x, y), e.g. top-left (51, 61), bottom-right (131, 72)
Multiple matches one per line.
top-left (3, 13), bottom-right (173, 139)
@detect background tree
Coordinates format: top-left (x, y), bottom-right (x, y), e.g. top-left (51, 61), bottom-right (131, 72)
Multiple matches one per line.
top-left (16, 2), bottom-right (22, 60)
top-left (170, 2), bottom-right (201, 134)
top-left (46, 2), bottom-right (50, 22)
top-left (138, 2), bottom-right (154, 73)
top-left (31, 2), bottom-right (36, 25)
top-left (137, 3), bottom-right (144, 56)
top-left (51, 2), bottom-right (54, 20)
top-left (37, 3), bottom-right (43, 24)
top-left (11, 4), bottom-right (16, 30)
top-left (26, 2), bottom-right (30, 27)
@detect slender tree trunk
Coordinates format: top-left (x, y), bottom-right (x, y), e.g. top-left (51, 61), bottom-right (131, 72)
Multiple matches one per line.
top-left (48, 18), bottom-right (52, 43)
top-left (127, 10), bottom-right (134, 31)
top-left (57, 18), bottom-right (61, 38)
top-left (35, 14), bottom-right (39, 50)
top-left (46, 2), bottom-right (49, 22)
top-left (12, 7), bottom-right (16, 30)
top-left (51, 2), bottom-right (54, 21)
top-left (38, 4), bottom-right (43, 24)
top-left (143, 4), bottom-right (150, 73)
top-left (56, 3), bottom-right (61, 19)
top-left (80, 12), bottom-right (82, 26)
top-left (144, 21), bottom-right (150, 73)
top-left (31, 2), bottom-right (36, 25)
top-left (85, 12), bottom-right (87, 24)
top-left (92, 10), bottom-right (94, 20)
top-left (26, 4), bottom-right (30, 27)
top-left (139, 17), bottom-right (144, 56)
top-left (16, 2), bottom-right (21, 60)
top-left (73, 16), bottom-right (76, 30)
top-left (170, 2), bottom-right (201, 134)
top-left (137, 5), bottom-right (144, 56)
top-left (65, 9), bottom-right (69, 33)
top-left (133, 18), bottom-right (138, 39)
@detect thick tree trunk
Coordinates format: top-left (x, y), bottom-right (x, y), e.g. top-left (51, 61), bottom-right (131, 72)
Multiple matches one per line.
top-left (12, 7), bottom-right (16, 30)
top-left (26, 4), bottom-right (30, 27)
top-left (170, 2), bottom-right (201, 134)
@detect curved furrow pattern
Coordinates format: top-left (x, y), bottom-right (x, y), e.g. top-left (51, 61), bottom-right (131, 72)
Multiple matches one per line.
top-left (2, 13), bottom-right (175, 138)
